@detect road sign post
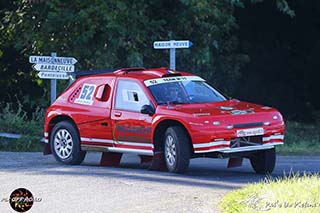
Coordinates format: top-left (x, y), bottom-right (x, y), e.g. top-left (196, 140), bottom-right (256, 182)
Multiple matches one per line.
top-left (153, 40), bottom-right (193, 70)
top-left (29, 52), bottom-right (77, 104)
top-left (169, 47), bottom-right (176, 70)
top-left (51, 52), bottom-right (57, 104)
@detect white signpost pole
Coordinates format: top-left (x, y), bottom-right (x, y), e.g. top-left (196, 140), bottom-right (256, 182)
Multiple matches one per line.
top-left (50, 52), bottom-right (57, 104)
top-left (170, 40), bottom-right (176, 70)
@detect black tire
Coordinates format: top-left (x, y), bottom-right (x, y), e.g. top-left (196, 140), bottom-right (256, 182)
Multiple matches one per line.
top-left (250, 148), bottom-right (276, 174)
top-left (164, 126), bottom-right (191, 173)
top-left (50, 121), bottom-right (86, 165)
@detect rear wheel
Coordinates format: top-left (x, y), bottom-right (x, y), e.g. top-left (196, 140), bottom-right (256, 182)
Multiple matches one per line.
top-left (164, 126), bottom-right (191, 173)
top-left (50, 121), bottom-right (86, 165)
top-left (250, 148), bottom-right (276, 174)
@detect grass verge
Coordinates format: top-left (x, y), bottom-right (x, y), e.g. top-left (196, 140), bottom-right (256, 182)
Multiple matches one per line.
top-left (278, 121), bottom-right (320, 155)
top-left (220, 173), bottom-right (320, 213)
top-left (0, 103), bottom-right (44, 152)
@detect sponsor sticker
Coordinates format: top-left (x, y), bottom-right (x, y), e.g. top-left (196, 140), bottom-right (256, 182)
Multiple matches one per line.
top-left (144, 76), bottom-right (205, 86)
top-left (237, 127), bottom-right (264, 137)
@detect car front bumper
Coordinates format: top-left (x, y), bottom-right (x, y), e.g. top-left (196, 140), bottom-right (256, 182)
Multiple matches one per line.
top-left (193, 134), bottom-right (284, 154)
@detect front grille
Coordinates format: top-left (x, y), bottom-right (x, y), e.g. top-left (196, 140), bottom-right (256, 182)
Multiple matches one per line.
top-left (230, 136), bottom-right (262, 148)
top-left (233, 122), bottom-right (263, 129)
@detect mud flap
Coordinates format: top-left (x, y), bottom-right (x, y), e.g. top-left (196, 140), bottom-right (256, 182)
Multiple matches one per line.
top-left (227, 157), bottom-right (243, 168)
top-left (43, 143), bottom-right (52, 155)
top-left (148, 151), bottom-right (167, 171)
top-left (100, 152), bottom-right (122, 166)
top-left (139, 155), bottom-right (153, 164)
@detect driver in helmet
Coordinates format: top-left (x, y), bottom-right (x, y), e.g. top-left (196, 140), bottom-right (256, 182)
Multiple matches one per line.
top-left (166, 83), bottom-right (185, 103)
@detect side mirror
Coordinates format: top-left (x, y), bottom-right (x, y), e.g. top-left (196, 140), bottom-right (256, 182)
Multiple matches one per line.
top-left (140, 104), bottom-right (155, 116)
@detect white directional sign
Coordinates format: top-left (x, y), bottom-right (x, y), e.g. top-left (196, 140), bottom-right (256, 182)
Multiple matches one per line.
top-left (153, 39), bottom-right (193, 70)
top-left (29, 52), bottom-right (77, 103)
top-left (33, 63), bottom-right (75, 72)
top-left (153, 40), bottom-right (193, 49)
top-left (37, 72), bottom-right (69, 80)
top-left (29, 56), bottom-right (77, 65)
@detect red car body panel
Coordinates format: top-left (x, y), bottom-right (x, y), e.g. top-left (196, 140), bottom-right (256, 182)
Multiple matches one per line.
top-left (44, 67), bottom-right (285, 157)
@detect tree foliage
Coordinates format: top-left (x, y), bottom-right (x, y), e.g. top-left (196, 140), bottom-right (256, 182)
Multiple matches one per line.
top-left (1, 0), bottom-right (248, 98)
top-left (1, 0), bottom-right (298, 117)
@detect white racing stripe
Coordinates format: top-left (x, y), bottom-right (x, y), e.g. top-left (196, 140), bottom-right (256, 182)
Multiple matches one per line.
top-left (263, 134), bottom-right (284, 142)
top-left (195, 144), bottom-right (276, 154)
top-left (80, 137), bottom-right (153, 148)
top-left (193, 141), bottom-right (230, 148)
top-left (117, 141), bottom-right (154, 148)
top-left (266, 142), bottom-right (284, 146)
top-left (81, 137), bottom-right (113, 144)
top-left (107, 147), bottom-right (153, 156)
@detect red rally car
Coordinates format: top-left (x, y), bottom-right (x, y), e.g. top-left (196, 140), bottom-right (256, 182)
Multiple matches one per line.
top-left (43, 67), bottom-right (285, 174)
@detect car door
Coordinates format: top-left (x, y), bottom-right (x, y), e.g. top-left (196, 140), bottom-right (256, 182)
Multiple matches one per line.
top-left (110, 78), bottom-right (154, 155)
top-left (76, 77), bottom-right (115, 149)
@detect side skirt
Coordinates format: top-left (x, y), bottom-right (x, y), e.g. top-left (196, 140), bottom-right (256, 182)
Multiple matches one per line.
top-left (81, 144), bottom-right (154, 156)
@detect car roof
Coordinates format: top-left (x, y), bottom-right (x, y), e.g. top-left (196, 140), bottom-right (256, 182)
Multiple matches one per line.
top-left (75, 67), bottom-right (195, 82)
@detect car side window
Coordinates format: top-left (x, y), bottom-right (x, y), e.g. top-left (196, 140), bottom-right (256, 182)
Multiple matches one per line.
top-left (115, 79), bottom-right (150, 112)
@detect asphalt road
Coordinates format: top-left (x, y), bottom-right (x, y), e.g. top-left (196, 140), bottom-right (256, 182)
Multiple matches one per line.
top-left (0, 152), bottom-right (319, 213)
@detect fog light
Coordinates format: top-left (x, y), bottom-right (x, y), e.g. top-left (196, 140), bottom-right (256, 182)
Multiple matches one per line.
top-left (213, 121), bottom-right (220, 126)
top-left (264, 122), bottom-right (270, 126)
top-left (226, 125), bottom-right (233, 130)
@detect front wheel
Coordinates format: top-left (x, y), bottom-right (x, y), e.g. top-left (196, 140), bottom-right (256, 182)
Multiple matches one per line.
top-left (164, 126), bottom-right (191, 173)
top-left (250, 148), bottom-right (276, 174)
top-left (50, 121), bottom-right (86, 165)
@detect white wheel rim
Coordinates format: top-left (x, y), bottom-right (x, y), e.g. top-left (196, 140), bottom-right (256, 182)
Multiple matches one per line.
top-left (165, 135), bottom-right (176, 166)
top-left (54, 129), bottom-right (73, 159)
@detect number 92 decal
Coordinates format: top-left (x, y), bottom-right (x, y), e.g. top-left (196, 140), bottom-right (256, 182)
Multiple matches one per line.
top-left (75, 84), bottom-right (96, 105)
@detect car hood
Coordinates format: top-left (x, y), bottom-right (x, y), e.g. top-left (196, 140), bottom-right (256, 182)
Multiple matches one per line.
top-left (169, 99), bottom-right (275, 115)
top-left (158, 99), bottom-right (282, 126)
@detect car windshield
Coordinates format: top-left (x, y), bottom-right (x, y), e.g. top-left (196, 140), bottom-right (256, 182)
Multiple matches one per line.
top-left (147, 79), bottom-right (226, 105)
